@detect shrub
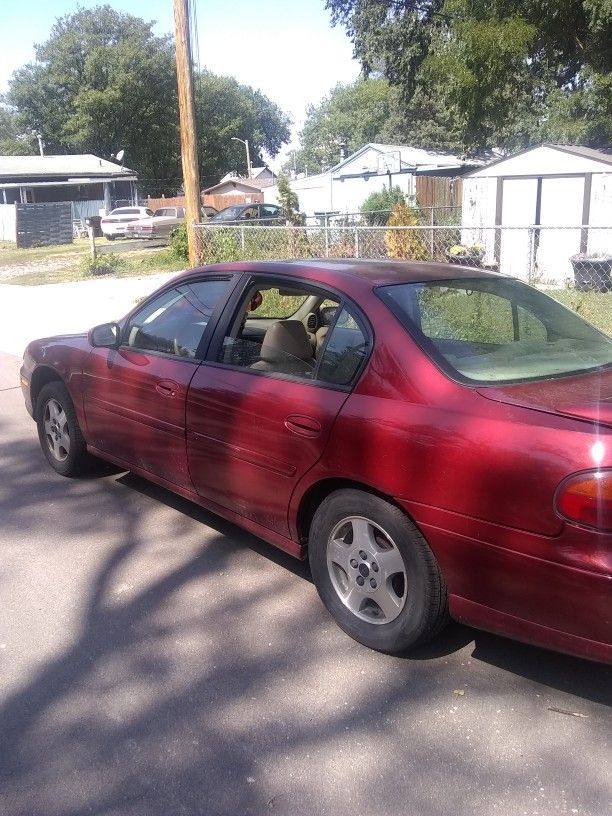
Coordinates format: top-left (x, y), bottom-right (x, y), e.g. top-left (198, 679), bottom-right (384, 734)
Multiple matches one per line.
top-left (169, 223), bottom-right (189, 262)
top-left (81, 252), bottom-right (124, 277)
top-left (384, 202), bottom-right (428, 260)
top-left (360, 186), bottom-right (406, 225)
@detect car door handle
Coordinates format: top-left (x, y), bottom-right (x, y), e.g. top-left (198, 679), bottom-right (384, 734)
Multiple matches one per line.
top-left (155, 380), bottom-right (179, 397)
top-left (285, 414), bottom-right (322, 438)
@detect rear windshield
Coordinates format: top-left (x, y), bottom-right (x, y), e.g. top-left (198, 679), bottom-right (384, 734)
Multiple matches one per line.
top-left (378, 278), bottom-right (612, 384)
top-left (112, 208), bottom-right (141, 215)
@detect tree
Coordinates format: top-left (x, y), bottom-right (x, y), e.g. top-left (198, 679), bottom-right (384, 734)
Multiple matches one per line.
top-left (288, 76), bottom-right (463, 176)
top-left (294, 78), bottom-right (404, 173)
top-left (276, 172), bottom-right (302, 224)
top-left (8, 5), bottom-right (181, 194)
top-left (6, 6), bottom-right (291, 195)
top-left (326, 1), bottom-right (612, 151)
top-left (0, 104), bottom-right (37, 155)
top-left (195, 73), bottom-right (291, 187)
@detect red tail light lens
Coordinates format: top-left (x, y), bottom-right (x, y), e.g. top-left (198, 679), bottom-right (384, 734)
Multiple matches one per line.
top-left (556, 470), bottom-right (612, 531)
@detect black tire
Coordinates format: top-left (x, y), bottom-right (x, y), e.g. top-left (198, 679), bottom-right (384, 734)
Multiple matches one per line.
top-left (105, 234), bottom-right (116, 241)
top-left (309, 489), bottom-right (449, 653)
top-left (36, 381), bottom-right (92, 477)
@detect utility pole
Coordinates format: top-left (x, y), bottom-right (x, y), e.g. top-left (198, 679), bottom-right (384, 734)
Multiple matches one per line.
top-left (173, 0), bottom-right (201, 266)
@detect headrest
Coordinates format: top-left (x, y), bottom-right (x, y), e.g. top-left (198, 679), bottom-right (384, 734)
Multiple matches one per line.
top-left (260, 320), bottom-right (313, 363)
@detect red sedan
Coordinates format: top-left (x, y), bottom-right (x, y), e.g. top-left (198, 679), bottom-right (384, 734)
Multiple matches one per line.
top-left (20, 260), bottom-right (612, 663)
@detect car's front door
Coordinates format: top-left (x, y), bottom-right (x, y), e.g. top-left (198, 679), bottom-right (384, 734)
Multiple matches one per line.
top-left (185, 277), bottom-right (371, 537)
top-left (83, 276), bottom-right (235, 488)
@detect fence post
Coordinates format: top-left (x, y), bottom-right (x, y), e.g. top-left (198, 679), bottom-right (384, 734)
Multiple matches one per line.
top-left (527, 226), bottom-right (535, 284)
top-left (430, 208), bottom-right (434, 260)
top-left (324, 226), bottom-right (329, 258)
top-left (354, 226), bottom-right (359, 259)
top-left (240, 227), bottom-right (245, 251)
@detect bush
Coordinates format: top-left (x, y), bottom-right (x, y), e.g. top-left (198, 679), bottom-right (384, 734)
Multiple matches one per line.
top-left (384, 202), bottom-right (428, 260)
top-left (170, 223), bottom-right (189, 262)
top-left (360, 186), bottom-right (406, 225)
top-left (81, 252), bottom-right (124, 277)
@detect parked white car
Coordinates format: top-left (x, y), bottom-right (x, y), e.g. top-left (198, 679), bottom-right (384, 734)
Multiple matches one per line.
top-left (101, 206), bottom-right (154, 240)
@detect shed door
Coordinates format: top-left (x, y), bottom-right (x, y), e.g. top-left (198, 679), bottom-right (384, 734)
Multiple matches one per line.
top-left (499, 179), bottom-right (538, 280)
top-left (536, 177), bottom-right (584, 285)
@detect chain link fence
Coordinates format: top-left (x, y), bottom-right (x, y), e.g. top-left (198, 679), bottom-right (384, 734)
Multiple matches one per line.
top-left (193, 222), bottom-right (612, 291)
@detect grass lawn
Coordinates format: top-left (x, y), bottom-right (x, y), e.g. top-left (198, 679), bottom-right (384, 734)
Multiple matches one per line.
top-left (0, 239), bottom-right (183, 285)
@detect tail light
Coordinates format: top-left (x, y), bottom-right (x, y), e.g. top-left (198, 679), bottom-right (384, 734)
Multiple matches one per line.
top-left (555, 469), bottom-right (612, 531)
top-left (101, 218), bottom-right (109, 224)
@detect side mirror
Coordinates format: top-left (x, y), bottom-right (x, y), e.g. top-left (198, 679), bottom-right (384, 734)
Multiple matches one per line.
top-left (89, 321), bottom-right (121, 348)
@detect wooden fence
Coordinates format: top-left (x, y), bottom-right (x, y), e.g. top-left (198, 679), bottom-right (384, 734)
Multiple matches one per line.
top-left (147, 192), bottom-right (263, 213)
top-left (415, 176), bottom-right (463, 210)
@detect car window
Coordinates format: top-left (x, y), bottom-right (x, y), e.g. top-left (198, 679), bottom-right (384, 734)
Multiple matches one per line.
top-left (240, 207), bottom-right (258, 220)
top-left (146, 209), bottom-right (155, 217)
top-left (261, 205), bottom-right (281, 218)
top-left (125, 279), bottom-right (231, 358)
top-left (318, 307), bottom-right (370, 385)
top-left (214, 206), bottom-right (243, 221)
top-left (218, 284), bottom-right (340, 379)
top-left (379, 278), bottom-right (612, 383)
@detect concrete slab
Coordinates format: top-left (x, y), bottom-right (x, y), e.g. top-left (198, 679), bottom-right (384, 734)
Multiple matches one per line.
top-left (0, 272), bottom-right (180, 356)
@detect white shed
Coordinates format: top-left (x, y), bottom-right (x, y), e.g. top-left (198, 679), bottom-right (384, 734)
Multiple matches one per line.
top-left (462, 144), bottom-right (612, 283)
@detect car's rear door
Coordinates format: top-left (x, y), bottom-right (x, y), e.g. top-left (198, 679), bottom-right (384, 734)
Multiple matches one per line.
top-left (185, 275), bottom-right (371, 537)
top-left (83, 275), bottom-right (237, 488)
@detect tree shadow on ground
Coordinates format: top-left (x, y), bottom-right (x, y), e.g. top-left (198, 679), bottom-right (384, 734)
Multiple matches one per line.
top-left (0, 411), bottom-right (610, 816)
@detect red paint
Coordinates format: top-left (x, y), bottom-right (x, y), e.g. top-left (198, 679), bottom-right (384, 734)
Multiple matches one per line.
top-left (21, 260), bottom-right (612, 664)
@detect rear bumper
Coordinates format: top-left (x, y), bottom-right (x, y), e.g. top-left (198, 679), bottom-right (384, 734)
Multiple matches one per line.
top-left (397, 499), bottom-right (612, 664)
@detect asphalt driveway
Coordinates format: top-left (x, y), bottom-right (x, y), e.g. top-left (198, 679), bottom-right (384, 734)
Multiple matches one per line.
top-left (0, 347), bottom-right (610, 816)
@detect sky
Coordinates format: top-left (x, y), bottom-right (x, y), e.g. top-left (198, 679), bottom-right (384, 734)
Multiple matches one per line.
top-left (0, 0), bottom-right (361, 167)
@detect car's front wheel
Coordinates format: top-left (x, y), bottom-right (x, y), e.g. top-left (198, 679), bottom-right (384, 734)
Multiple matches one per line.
top-left (36, 382), bottom-right (92, 477)
top-left (309, 489), bottom-right (449, 653)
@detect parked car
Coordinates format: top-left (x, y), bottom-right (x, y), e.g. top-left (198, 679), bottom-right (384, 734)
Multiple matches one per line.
top-left (100, 206), bottom-right (153, 240)
top-left (126, 206), bottom-right (186, 239)
top-left (126, 205), bottom-right (219, 238)
top-left (209, 203), bottom-right (284, 224)
top-left (20, 260), bottom-right (612, 664)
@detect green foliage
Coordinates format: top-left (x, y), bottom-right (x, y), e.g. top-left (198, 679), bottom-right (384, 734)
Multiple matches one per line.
top-left (384, 202), bottom-right (427, 260)
top-left (0, 105), bottom-right (37, 155)
top-left (81, 252), bottom-right (124, 277)
top-left (360, 186), bottom-right (406, 225)
top-left (6, 6), bottom-right (291, 194)
top-left (195, 73), bottom-right (291, 187)
top-left (326, 1), bottom-right (612, 152)
top-left (292, 78), bottom-right (404, 173)
top-left (169, 223), bottom-right (188, 263)
top-left (276, 173), bottom-right (301, 225)
top-left (9, 6), bottom-right (180, 193)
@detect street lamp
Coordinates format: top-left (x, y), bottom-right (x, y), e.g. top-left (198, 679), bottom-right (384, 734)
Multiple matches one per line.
top-left (231, 136), bottom-right (252, 179)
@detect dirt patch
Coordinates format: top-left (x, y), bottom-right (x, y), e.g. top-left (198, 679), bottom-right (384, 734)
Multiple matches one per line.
top-left (0, 257), bottom-right (79, 282)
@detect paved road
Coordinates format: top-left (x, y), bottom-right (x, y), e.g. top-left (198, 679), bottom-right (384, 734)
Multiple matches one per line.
top-left (0, 349), bottom-right (611, 816)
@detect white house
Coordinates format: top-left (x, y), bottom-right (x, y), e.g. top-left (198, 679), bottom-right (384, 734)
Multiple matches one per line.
top-left (264, 143), bottom-right (477, 218)
top-left (461, 144), bottom-right (612, 283)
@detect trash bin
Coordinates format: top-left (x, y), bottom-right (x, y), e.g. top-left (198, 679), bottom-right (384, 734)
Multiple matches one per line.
top-left (570, 254), bottom-right (612, 292)
top-left (85, 216), bottom-right (103, 238)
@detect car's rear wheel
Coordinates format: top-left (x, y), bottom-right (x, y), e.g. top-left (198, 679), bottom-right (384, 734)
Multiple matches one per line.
top-left (36, 382), bottom-right (92, 477)
top-left (105, 234), bottom-right (116, 241)
top-left (309, 489), bottom-right (449, 653)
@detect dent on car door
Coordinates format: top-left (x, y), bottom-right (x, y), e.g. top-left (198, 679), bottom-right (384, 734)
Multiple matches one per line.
top-left (83, 277), bottom-right (235, 487)
top-left (185, 278), bottom-right (372, 536)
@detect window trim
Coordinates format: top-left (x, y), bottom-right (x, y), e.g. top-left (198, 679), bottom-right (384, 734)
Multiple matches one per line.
top-left (206, 272), bottom-right (373, 389)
